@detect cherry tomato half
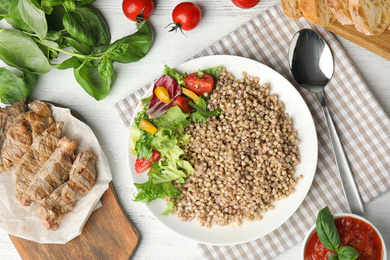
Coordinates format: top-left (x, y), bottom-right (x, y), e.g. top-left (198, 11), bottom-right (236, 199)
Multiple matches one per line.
top-left (135, 150), bottom-right (160, 173)
top-left (231, 0), bottom-right (260, 9)
top-left (172, 96), bottom-right (192, 113)
top-left (122, 0), bottom-right (154, 21)
top-left (170, 2), bottom-right (202, 31)
top-left (184, 73), bottom-right (214, 95)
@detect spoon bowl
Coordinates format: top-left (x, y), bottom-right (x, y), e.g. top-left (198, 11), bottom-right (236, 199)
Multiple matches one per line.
top-left (288, 29), bottom-right (365, 216)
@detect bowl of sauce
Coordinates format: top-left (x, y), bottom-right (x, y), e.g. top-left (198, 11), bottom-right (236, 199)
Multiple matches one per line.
top-left (302, 213), bottom-right (387, 260)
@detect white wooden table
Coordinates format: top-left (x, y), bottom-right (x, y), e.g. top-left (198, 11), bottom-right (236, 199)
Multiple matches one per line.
top-left (1, 0), bottom-right (390, 259)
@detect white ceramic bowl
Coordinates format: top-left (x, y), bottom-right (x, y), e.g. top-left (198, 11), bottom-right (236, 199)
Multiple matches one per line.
top-left (302, 213), bottom-right (387, 260)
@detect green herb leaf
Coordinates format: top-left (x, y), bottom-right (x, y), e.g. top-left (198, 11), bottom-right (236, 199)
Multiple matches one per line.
top-left (62, 0), bottom-right (76, 11)
top-left (63, 36), bottom-right (92, 54)
top-left (98, 56), bottom-right (113, 79)
top-left (107, 20), bottom-right (153, 64)
top-left (0, 68), bottom-right (36, 104)
top-left (63, 10), bottom-right (95, 46)
top-left (202, 66), bottom-right (222, 86)
top-left (0, 29), bottom-right (50, 74)
top-left (51, 56), bottom-right (79, 70)
top-left (18, 0), bottom-right (48, 40)
top-left (73, 59), bottom-right (113, 100)
top-left (41, 0), bottom-right (64, 15)
top-left (3, 0), bottom-right (33, 32)
top-left (189, 98), bottom-right (220, 123)
top-left (328, 253), bottom-right (338, 260)
top-left (337, 246), bottom-right (359, 260)
top-left (316, 206), bottom-right (340, 251)
top-left (72, 6), bottom-right (110, 46)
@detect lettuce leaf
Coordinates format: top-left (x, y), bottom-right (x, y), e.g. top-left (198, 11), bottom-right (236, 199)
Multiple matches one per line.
top-left (134, 173), bottom-right (180, 204)
top-left (151, 145), bottom-right (193, 184)
top-left (151, 106), bottom-right (190, 135)
top-left (163, 65), bottom-right (185, 86)
top-left (161, 198), bottom-right (175, 216)
top-left (129, 126), bottom-right (141, 155)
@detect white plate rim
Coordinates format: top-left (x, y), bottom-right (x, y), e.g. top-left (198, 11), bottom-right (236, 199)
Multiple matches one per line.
top-left (127, 54), bottom-right (318, 245)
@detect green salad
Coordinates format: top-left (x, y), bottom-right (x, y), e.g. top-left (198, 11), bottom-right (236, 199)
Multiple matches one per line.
top-left (130, 65), bottom-right (222, 215)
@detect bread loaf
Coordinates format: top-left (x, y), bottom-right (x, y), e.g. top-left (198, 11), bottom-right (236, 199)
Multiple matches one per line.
top-left (327, 0), bottom-right (353, 25)
top-left (281, 0), bottom-right (303, 19)
top-left (299, 0), bottom-right (335, 26)
top-left (349, 0), bottom-right (390, 35)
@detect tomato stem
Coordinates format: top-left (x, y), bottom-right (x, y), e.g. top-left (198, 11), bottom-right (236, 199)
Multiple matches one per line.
top-left (136, 8), bottom-right (147, 23)
top-left (166, 23), bottom-right (187, 37)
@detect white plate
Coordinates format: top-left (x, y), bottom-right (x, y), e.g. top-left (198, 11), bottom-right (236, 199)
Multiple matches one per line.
top-left (127, 55), bottom-right (318, 245)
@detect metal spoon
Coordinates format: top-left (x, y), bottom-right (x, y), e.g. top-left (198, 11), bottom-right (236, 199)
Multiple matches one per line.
top-left (288, 29), bottom-right (365, 216)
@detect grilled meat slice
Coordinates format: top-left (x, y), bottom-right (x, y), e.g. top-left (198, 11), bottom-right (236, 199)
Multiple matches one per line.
top-left (2, 101), bottom-right (53, 171)
top-left (25, 136), bottom-right (78, 202)
top-left (25, 100), bottom-right (54, 139)
top-left (15, 122), bottom-right (64, 206)
top-left (38, 148), bottom-right (97, 230)
top-left (0, 101), bottom-right (28, 171)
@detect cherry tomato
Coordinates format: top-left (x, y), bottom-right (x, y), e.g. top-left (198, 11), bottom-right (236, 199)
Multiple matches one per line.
top-left (135, 150), bottom-right (160, 173)
top-left (231, 0), bottom-right (260, 9)
top-left (184, 73), bottom-right (214, 95)
top-left (172, 96), bottom-right (192, 113)
top-left (169, 2), bottom-right (202, 32)
top-left (122, 0), bottom-right (154, 22)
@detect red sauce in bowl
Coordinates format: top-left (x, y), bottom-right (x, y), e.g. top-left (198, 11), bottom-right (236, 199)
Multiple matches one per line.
top-left (304, 216), bottom-right (383, 260)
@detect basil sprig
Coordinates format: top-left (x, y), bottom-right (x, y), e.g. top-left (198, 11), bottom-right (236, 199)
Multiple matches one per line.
top-left (316, 207), bottom-right (359, 260)
top-left (0, 0), bottom-right (154, 103)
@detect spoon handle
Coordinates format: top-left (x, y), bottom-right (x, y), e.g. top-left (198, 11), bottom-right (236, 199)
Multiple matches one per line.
top-left (319, 94), bottom-right (365, 216)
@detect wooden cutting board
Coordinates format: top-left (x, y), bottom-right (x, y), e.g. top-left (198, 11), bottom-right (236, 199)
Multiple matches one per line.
top-left (10, 183), bottom-right (140, 260)
top-left (325, 21), bottom-right (390, 61)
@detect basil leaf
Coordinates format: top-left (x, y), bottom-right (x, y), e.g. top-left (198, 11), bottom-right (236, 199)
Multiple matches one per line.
top-left (75, 0), bottom-right (96, 6)
top-left (3, 0), bottom-right (32, 32)
top-left (0, 1), bottom-right (11, 14)
top-left (328, 253), bottom-right (338, 260)
top-left (0, 29), bottom-right (50, 74)
top-left (40, 0), bottom-right (64, 14)
top-left (18, 0), bottom-right (47, 40)
top-left (63, 36), bottom-right (92, 54)
top-left (0, 68), bottom-right (36, 104)
top-left (106, 43), bottom-right (129, 60)
top-left (63, 10), bottom-right (95, 46)
top-left (316, 206), bottom-right (340, 251)
top-left (62, 0), bottom-right (76, 11)
top-left (51, 56), bottom-right (79, 70)
top-left (72, 6), bottom-right (110, 46)
top-left (98, 57), bottom-right (113, 79)
top-left (337, 246), bottom-right (359, 260)
top-left (108, 20), bottom-right (153, 63)
top-left (73, 59), bottom-right (113, 100)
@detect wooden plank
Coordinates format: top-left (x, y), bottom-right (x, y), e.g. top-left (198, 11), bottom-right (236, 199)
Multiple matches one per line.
top-left (326, 21), bottom-right (390, 61)
top-left (10, 183), bottom-right (140, 260)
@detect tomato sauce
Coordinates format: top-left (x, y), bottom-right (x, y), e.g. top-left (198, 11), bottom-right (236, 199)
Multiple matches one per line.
top-left (304, 216), bottom-right (383, 260)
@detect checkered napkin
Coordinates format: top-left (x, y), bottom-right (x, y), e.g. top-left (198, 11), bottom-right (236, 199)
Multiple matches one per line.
top-left (114, 4), bottom-right (390, 259)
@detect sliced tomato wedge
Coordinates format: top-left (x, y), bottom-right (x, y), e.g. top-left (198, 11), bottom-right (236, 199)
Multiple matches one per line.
top-left (172, 96), bottom-right (192, 113)
top-left (135, 150), bottom-right (161, 173)
top-left (184, 73), bottom-right (214, 95)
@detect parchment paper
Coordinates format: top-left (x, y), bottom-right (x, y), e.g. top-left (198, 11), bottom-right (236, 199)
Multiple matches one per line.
top-left (0, 105), bottom-right (112, 243)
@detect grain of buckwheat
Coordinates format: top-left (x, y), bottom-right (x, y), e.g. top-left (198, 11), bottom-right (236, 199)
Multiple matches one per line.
top-left (171, 68), bottom-right (302, 228)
